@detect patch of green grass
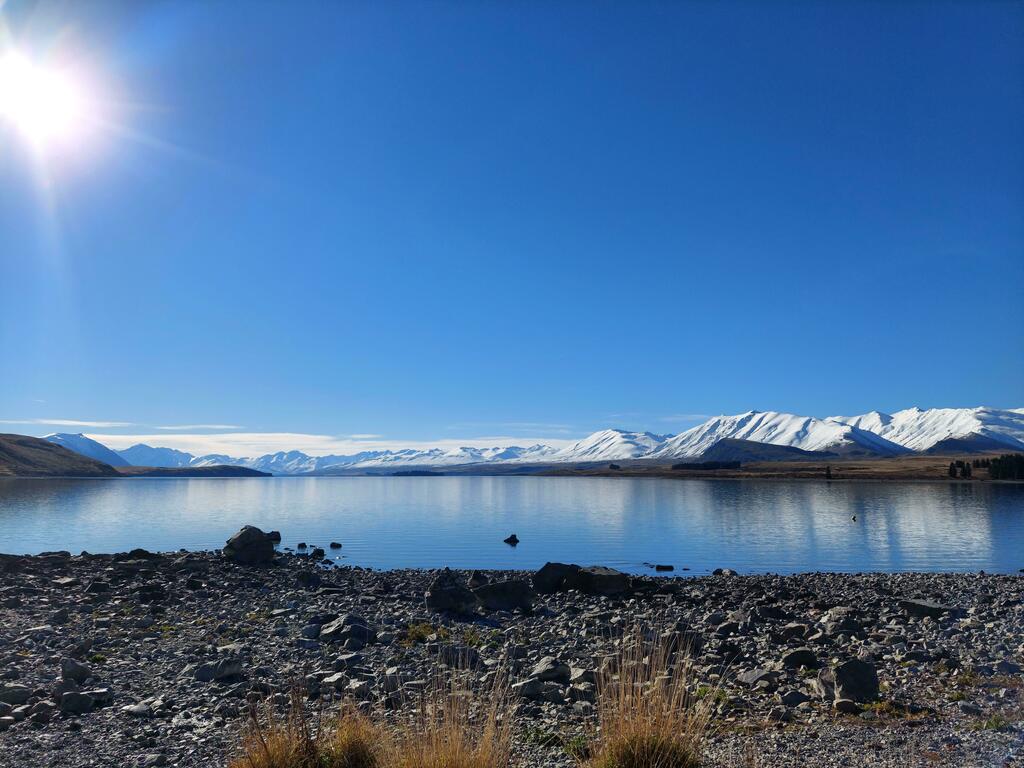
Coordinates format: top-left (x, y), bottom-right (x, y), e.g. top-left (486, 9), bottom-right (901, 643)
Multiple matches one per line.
top-left (694, 685), bottom-right (727, 705)
top-left (399, 622), bottom-right (450, 647)
top-left (974, 714), bottom-right (1011, 731)
top-left (523, 727), bottom-right (591, 761)
top-left (87, 653), bottom-right (107, 664)
top-left (523, 726), bottom-right (561, 748)
top-left (955, 668), bottom-right (981, 689)
top-left (563, 734), bottom-right (591, 762)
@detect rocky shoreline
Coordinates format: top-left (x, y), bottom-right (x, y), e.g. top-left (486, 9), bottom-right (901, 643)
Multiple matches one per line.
top-left (1, 530), bottom-right (1022, 767)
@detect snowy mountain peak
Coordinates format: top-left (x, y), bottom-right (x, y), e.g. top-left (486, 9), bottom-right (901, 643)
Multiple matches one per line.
top-left (117, 444), bottom-right (195, 468)
top-left (553, 429), bottom-right (672, 461)
top-left (38, 405), bottom-right (1024, 474)
top-left (832, 406), bottom-right (1024, 453)
top-left (45, 433), bottom-right (131, 467)
top-left (651, 411), bottom-right (906, 458)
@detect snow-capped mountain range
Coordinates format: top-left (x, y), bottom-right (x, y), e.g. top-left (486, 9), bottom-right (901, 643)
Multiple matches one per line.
top-left (44, 406), bottom-right (1024, 475)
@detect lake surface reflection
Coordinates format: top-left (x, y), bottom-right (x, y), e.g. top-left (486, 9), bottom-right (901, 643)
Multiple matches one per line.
top-left (0, 477), bottom-right (1021, 574)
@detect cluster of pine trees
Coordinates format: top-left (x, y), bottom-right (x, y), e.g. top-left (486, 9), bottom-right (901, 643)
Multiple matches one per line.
top-left (947, 454), bottom-right (1024, 480)
top-left (988, 454), bottom-right (1024, 480)
top-left (948, 460), bottom-right (972, 478)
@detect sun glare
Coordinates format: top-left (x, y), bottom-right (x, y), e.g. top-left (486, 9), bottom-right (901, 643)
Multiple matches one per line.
top-left (0, 51), bottom-right (92, 149)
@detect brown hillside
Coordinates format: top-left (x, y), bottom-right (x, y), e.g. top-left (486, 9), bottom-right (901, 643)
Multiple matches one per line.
top-left (0, 433), bottom-right (120, 477)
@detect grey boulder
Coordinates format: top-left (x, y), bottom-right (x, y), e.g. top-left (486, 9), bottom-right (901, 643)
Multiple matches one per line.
top-left (530, 656), bottom-right (571, 684)
top-left (833, 658), bottom-right (879, 703)
top-left (59, 691), bottom-right (94, 715)
top-left (780, 647), bottom-right (818, 669)
top-left (61, 658), bottom-right (93, 685)
top-left (533, 562), bottom-right (631, 596)
top-left (194, 657), bottom-right (243, 683)
top-left (473, 579), bottom-right (535, 612)
top-left (0, 685), bottom-right (31, 706)
top-left (320, 614), bottom-right (376, 646)
top-left (533, 562), bottom-right (581, 594)
top-left (564, 566), bottom-right (631, 596)
top-left (223, 526), bottom-right (276, 565)
top-left (425, 570), bottom-right (479, 614)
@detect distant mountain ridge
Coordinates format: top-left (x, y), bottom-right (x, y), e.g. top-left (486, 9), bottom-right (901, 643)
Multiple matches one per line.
top-left (43, 433), bottom-right (131, 467)
top-left (42, 405), bottom-right (1024, 475)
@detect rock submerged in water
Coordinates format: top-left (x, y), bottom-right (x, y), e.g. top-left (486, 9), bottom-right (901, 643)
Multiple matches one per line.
top-left (503, 533), bottom-right (519, 546)
top-left (222, 526), bottom-right (276, 565)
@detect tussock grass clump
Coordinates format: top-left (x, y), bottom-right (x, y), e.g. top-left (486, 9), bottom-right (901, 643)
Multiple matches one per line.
top-left (230, 696), bottom-right (383, 768)
top-left (230, 675), bottom-right (509, 768)
top-left (581, 631), bottom-right (712, 768)
top-left (388, 677), bottom-right (511, 768)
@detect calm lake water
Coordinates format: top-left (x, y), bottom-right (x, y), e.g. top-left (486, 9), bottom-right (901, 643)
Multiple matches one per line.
top-left (0, 477), bottom-right (1021, 574)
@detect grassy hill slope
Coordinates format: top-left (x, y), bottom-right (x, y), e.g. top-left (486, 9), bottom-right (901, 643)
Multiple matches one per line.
top-left (0, 434), bottom-right (121, 477)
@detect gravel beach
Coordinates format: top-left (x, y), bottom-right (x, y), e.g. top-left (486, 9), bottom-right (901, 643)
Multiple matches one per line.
top-left (1, 531), bottom-right (1022, 767)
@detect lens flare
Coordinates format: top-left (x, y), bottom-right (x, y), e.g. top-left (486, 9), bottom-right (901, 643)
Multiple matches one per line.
top-left (0, 51), bottom-right (92, 149)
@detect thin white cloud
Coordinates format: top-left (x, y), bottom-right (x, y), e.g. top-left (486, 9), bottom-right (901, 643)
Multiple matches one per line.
top-left (348, 434), bottom-right (383, 440)
top-left (85, 431), bottom-right (577, 457)
top-left (658, 414), bottom-right (711, 423)
top-left (446, 421), bottom-right (575, 433)
top-left (0, 418), bottom-right (135, 428)
top-left (155, 424), bottom-right (244, 430)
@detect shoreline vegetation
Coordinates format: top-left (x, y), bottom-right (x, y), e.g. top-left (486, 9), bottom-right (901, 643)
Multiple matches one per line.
top-left (0, 532), bottom-right (1021, 767)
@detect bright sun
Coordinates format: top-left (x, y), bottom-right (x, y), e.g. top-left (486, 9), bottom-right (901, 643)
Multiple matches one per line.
top-left (0, 52), bottom-right (92, 149)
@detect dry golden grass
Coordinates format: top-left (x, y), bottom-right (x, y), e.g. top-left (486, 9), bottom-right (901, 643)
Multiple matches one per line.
top-left (229, 675), bottom-right (510, 768)
top-left (230, 696), bottom-right (384, 768)
top-left (387, 685), bottom-right (511, 768)
top-left (580, 631), bottom-right (713, 768)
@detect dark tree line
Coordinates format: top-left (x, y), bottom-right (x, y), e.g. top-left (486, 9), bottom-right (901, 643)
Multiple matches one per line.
top-left (672, 461), bottom-right (741, 470)
top-left (988, 454), bottom-right (1024, 480)
top-left (949, 460), bottom-right (972, 478)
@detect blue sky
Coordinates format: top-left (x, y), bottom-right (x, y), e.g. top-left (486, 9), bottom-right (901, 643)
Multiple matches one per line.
top-left (1, 1), bottom-right (1022, 455)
